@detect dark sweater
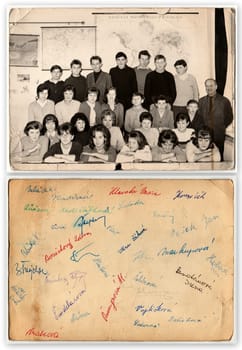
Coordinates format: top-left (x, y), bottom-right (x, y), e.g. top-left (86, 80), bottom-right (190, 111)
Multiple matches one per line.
top-left (65, 75), bottom-right (87, 102)
top-left (188, 112), bottom-right (205, 132)
top-left (43, 141), bottom-right (82, 161)
top-left (144, 70), bottom-right (177, 108)
top-left (73, 131), bottom-right (90, 147)
top-left (44, 80), bottom-right (65, 104)
top-left (109, 65), bottom-right (137, 110)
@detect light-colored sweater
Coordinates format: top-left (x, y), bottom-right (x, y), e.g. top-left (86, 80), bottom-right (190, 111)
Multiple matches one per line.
top-left (28, 100), bottom-right (55, 123)
top-left (124, 106), bottom-right (147, 132)
top-left (173, 73), bottom-right (199, 106)
top-left (55, 100), bottom-right (81, 124)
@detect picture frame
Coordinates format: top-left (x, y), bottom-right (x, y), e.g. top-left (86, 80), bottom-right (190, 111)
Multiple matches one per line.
top-left (9, 34), bottom-right (39, 67)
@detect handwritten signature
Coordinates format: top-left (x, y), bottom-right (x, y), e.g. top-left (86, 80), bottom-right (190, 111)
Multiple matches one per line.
top-left (71, 311), bottom-right (90, 322)
top-left (157, 242), bottom-right (209, 258)
top-left (70, 242), bottom-right (99, 262)
top-left (101, 273), bottom-right (125, 321)
top-left (172, 190), bottom-right (207, 200)
top-left (207, 254), bottom-right (228, 276)
top-left (25, 328), bottom-right (59, 338)
top-left (15, 261), bottom-right (48, 280)
top-left (134, 272), bottom-right (157, 288)
top-left (45, 271), bottom-right (86, 289)
top-left (45, 238), bottom-right (73, 263)
top-left (9, 285), bottom-right (27, 305)
top-left (25, 185), bottom-right (55, 193)
top-left (52, 289), bottom-right (86, 320)
top-left (118, 225), bottom-right (147, 254)
top-left (135, 303), bottom-right (172, 316)
top-left (21, 233), bottom-right (40, 256)
top-left (73, 214), bottom-right (107, 234)
top-left (176, 266), bottom-right (213, 293)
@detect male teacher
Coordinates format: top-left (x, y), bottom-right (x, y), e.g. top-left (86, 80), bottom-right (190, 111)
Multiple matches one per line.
top-left (199, 78), bottom-right (233, 161)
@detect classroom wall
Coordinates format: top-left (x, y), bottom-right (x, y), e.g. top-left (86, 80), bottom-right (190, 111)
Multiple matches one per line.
top-left (9, 7), bottom-right (234, 136)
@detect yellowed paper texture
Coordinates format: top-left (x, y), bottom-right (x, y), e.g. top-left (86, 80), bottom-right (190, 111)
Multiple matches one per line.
top-left (9, 179), bottom-right (234, 341)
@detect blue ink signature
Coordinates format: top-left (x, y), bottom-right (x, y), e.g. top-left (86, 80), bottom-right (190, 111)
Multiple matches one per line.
top-left (52, 289), bottom-right (86, 320)
top-left (135, 303), bottom-right (172, 316)
top-left (21, 233), bottom-right (40, 256)
top-left (15, 261), bottom-right (48, 280)
top-left (134, 320), bottom-right (160, 328)
top-left (207, 254), bottom-right (228, 275)
top-left (71, 311), bottom-right (90, 322)
top-left (153, 211), bottom-right (175, 224)
top-left (134, 272), bottom-right (157, 288)
top-left (73, 214), bottom-right (107, 234)
top-left (173, 190), bottom-right (207, 200)
top-left (70, 243), bottom-right (99, 263)
top-left (9, 285), bottom-right (27, 305)
top-left (118, 225), bottom-right (147, 254)
top-left (157, 242), bottom-right (209, 257)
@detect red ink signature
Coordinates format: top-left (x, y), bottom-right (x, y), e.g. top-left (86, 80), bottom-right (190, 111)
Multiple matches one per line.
top-left (109, 185), bottom-right (160, 196)
top-left (25, 327), bottom-right (59, 338)
top-left (101, 273), bottom-right (125, 322)
top-left (44, 238), bottom-right (73, 263)
top-left (74, 232), bottom-right (92, 242)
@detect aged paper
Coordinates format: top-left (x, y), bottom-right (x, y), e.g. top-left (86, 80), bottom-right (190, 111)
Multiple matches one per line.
top-left (9, 179), bottom-right (234, 341)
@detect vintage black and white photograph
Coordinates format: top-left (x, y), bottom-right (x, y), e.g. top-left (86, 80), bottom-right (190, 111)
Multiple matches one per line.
top-left (9, 7), bottom-right (235, 171)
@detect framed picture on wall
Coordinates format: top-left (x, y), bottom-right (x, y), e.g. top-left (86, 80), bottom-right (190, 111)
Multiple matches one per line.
top-left (41, 26), bottom-right (96, 70)
top-left (9, 34), bottom-right (39, 67)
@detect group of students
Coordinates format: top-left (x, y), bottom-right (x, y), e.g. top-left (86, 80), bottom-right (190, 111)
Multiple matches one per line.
top-left (12, 51), bottom-right (233, 164)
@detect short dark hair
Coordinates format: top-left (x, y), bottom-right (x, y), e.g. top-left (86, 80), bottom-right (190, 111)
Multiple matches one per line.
top-left (41, 114), bottom-right (59, 135)
top-left (193, 126), bottom-right (214, 149)
top-left (101, 109), bottom-right (116, 125)
top-left (36, 83), bottom-right (49, 97)
top-left (90, 56), bottom-right (102, 64)
top-left (158, 129), bottom-right (178, 148)
top-left (175, 113), bottom-right (190, 127)
top-left (154, 54), bottom-right (166, 62)
top-left (87, 87), bottom-right (99, 96)
top-left (174, 59), bottom-right (187, 67)
top-left (70, 113), bottom-right (90, 133)
top-left (153, 94), bottom-right (168, 104)
top-left (58, 122), bottom-right (74, 136)
top-left (128, 130), bottom-right (148, 150)
top-left (115, 52), bottom-right (127, 60)
top-left (50, 65), bottom-right (63, 73)
top-left (24, 121), bottom-right (42, 135)
top-left (63, 84), bottom-right (75, 93)
top-left (104, 87), bottom-right (119, 104)
top-left (132, 92), bottom-right (144, 100)
top-left (187, 99), bottom-right (199, 106)
top-left (70, 59), bottom-right (82, 67)
top-left (138, 50), bottom-right (151, 59)
top-left (139, 111), bottom-right (153, 124)
top-left (89, 124), bottom-right (111, 151)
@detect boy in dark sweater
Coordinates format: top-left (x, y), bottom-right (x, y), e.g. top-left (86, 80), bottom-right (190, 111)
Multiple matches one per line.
top-left (43, 65), bottom-right (65, 104)
top-left (65, 59), bottom-right (87, 102)
top-left (109, 52), bottom-right (137, 111)
top-left (144, 54), bottom-right (176, 109)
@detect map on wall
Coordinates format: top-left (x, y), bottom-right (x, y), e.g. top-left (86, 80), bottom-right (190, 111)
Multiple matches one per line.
top-left (9, 34), bottom-right (39, 67)
top-left (42, 27), bottom-right (96, 70)
top-left (96, 10), bottom-right (214, 91)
